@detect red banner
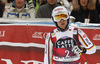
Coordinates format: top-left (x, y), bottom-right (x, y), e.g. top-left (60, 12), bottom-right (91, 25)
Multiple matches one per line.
top-left (0, 25), bottom-right (100, 64)
top-left (81, 28), bottom-right (100, 46)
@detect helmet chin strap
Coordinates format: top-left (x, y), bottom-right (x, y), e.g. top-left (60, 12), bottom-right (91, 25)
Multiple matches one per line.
top-left (57, 23), bottom-right (69, 32)
top-left (57, 26), bottom-right (69, 32)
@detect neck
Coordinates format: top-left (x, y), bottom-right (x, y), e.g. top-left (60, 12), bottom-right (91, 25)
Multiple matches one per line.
top-left (47, 3), bottom-right (56, 6)
top-left (17, 7), bottom-right (22, 9)
top-left (57, 26), bottom-right (69, 32)
top-left (82, 6), bottom-right (87, 10)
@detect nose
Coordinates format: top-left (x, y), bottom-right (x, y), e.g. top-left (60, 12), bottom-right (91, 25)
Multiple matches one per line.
top-left (60, 19), bottom-right (64, 22)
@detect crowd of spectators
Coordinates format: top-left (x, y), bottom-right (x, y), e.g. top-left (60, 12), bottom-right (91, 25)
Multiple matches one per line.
top-left (0, 0), bottom-right (100, 23)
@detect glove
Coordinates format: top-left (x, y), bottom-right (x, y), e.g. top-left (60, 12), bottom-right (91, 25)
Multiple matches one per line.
top-left (71, 46), bottom-right (87, 54)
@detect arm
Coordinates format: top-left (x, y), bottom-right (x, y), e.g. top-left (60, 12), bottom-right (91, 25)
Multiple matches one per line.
top-left (70, 10), bottom-right (77, 22)
top-left (0, 3), bottom-right (3, 17)
top-left (78, 28), bottom-right (96, 54)
top-left (35, 7), bottom-right (42, 18)
top-left (3, 3), bottom-right (11, 18)
top-left (27, 3), bottom-right (35, 18)
top-left (92, 10), bottom-right (100, 23)
top-left (44, 33), bottom-right (53, 64)
top-left (62, 0), bottom-right (70, 8)
top-left (3, 8), bottom-right (9, 18)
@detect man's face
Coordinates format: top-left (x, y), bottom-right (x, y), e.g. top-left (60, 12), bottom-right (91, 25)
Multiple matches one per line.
top-left (15, 0), bottom-right (25, 9)
top-left (47, 0), bottom-right (57, 5)
top-left (57, 19), bottom-right (68, 29)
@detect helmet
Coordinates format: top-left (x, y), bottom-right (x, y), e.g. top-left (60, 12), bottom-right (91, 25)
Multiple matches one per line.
top-left (51, 6), bottom-right (70, 28)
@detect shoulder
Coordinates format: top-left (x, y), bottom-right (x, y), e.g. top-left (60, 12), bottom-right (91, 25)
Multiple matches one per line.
top-left (36, 4), bottom-right (47, 13)
top-left (27, 3), bottom-right (34, 9)
top-left (69, 26), bottom-right (78, 30)
top-left (38, 4), bottom-right (47, 9)
top-left (4, 3), bottom-right (15, 13)
top-left (46, 29), bottom-right (57, 39)
top-left (90, 10), bottom-right (98, 14)
top-left (90, 10), bottom-right (99, 17)
top-left (71, 10), bottom-right (79, 16)
top-left (71, 10), bottom-right (78, 13)
top-left (48, 28), bottom-right (58, 37)
top-left (5, 3), bottom-right (13, 9)
top-left (50, 28), bottom-right (58, 33)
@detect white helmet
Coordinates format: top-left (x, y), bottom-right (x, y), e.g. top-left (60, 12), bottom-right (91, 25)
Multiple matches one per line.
top-left (52, 6), bottom-right (70, 29)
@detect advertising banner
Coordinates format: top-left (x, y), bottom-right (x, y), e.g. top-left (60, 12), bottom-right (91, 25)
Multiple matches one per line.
top-left (0, 25), bottom-right (100, 64)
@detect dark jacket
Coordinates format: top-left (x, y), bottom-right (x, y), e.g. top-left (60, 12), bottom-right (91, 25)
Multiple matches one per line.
top-left (71, 0), bottom-right (100, 23)
top-left (71, 9), bottom-right (100, 23)
top-left (0, 1), bottom-right (3, 17)
top-left (36, 3), bottom-right (60, 18)
top-left (96, 0), bottom-right (100, 15)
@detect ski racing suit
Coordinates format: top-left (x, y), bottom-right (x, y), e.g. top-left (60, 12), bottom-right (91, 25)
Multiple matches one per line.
top-left (44, 26), bottom-right (96, 64)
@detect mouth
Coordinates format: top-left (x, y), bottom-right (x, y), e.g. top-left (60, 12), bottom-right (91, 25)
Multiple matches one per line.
top-left (50, 0), bottom-right (54, 3)
top-left (18, 2), bottom-right (22, 4)
top-left (82, 2), bottom-right (86, 4)
top-left (61, 23), bottom-right (65, 25)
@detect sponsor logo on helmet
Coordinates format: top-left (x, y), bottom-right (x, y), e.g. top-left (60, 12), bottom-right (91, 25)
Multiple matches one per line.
top-left (54, 8), bottom-right (63, 11)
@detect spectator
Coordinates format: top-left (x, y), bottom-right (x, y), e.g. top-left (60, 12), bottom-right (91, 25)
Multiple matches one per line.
top-left (35, 0), bottom-right (41, 15)
top-left (61, 0), bottom-right (73, 14)
top-left (3, 0), bottom-right (35, 18)
top-left (96, 0), bottom-right (100, 18)
top-left (29, 0), bottom-right (47, 15)
top-left (71, 0), bottom-right (100, 23)
top-left (36, 0), bottom-right (60, 18)
top-left (0, 0), bottom-right (3, 17)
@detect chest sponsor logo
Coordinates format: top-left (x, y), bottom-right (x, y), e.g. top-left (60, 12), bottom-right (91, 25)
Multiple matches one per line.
top-left (55, 36), bottom-right (77, 48)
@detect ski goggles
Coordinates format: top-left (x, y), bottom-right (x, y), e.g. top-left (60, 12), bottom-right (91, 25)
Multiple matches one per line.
top-left (54, 13), bottom-right (69, 22)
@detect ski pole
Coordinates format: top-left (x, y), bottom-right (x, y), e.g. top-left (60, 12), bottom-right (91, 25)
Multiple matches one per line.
top-left (80, 53), bottom-right (89, 64)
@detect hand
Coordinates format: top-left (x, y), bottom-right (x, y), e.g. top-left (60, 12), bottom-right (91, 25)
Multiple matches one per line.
top-left (71, 46), bottom-right (82, 54)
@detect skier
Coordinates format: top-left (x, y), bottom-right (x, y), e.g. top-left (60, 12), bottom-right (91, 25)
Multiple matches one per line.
top-left (44, 6), bottom-right (96, 64)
